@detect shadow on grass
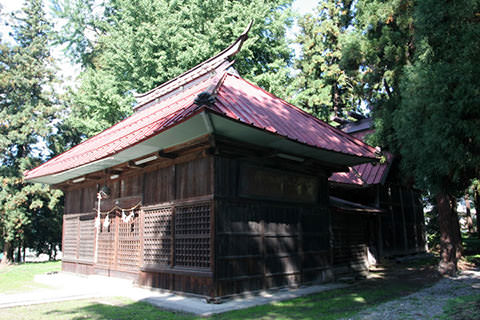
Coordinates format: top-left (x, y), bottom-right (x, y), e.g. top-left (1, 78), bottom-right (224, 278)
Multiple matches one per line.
top-left (15, 257), bottom-right (442, 320)
top-left (42, 299), bottom-right (194, 320)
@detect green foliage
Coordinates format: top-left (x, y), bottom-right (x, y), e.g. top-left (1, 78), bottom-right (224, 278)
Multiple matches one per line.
top-left (0, 0), bottom-right (63, 260)
top-left (294, 0), bottom-right (414, 126)
top-left (355, 0), bottom-right (414, 149)
top-left (393, 0), bottom-right (480, 195)
top-left (54, 0), bottom-right (294, 137)
top-left (425, 204), bottom-right (440, 251)
top-left (0, 261), bottom-right (61, 293)
top-left (294, 0), bottom-right (365, 121)
top-left (463, 234), bottom-right (480, 254)
top-left (464, 254), bottom-right (480, 266)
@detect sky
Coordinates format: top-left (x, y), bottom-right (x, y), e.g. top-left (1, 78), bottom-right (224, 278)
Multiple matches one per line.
top-left (0, 0), bottom-right (319, 87)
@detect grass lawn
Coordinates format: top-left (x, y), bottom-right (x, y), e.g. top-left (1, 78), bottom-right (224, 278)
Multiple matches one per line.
top-left (0, 297), bottom-right (192, 320)
top-left (0, 258), bottom-right (441, 320)
top-left (438, 293), bottom-right (480, 320)
top-left (0, 261), bottom-right (61, 294)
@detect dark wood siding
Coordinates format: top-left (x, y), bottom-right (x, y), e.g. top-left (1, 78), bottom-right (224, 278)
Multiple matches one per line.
top-left (331, 211), bottom-right (370, 277)
top-left (379, 184), bottom-right (425, 256)
top-left (61, 144), bottom-right (346, 298)
top-left (143, 166), bottom-right (174, 205)
top-left (64, 185), bottom-right (97, 214)
top-left (176, 157), bottom-right (213, 199)
top-left (213, 156), bottom-right (332, 297)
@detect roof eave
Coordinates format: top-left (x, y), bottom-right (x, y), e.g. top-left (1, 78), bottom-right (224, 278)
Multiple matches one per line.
top-left (27, 107), bottom-right (378, 185)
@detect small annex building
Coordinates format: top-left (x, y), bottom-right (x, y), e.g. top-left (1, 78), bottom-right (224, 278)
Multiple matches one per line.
top-left (329, 117), bottom-right (426, 265)
top-left (25, 26), bottom-right (380, 299)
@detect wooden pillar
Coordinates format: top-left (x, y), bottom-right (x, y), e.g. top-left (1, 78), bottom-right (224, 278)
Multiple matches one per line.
top-left (410, 189), bottom-right (419, 251)
top-left (298, 210), bottom-right (304, 284)
top-left (260, 215), bottom-right (266, 289)
top-left (210, 199), bottom-right (216, 298)
top-left (113, 212), bottom-right (120, 271)
top-left (139, 208), bottom-right (145, 269)
top-left (398, 187), bottom-right (409, 252)
top-left (375, 185), bottom-right (383, 258)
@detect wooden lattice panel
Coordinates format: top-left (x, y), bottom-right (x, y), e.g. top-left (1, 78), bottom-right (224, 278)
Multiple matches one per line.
top-left (97, 214), bottom-right (116, 266)
top-left (143, 206), bottom-right (172, 266)
top-left (63, 217), bottom-right (78, 259)
top-left (174, 204), bottom-right (210, 269)
top-left (117, 211), bottom-right (140, 271)
top-left (78, 215), bottom-right (95, 261)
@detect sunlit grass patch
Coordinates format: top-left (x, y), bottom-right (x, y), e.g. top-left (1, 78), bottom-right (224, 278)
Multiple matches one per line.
top-left (0, 297), bottom-right (193, 320)
top-left (0, 261), bottom-right (61, 293)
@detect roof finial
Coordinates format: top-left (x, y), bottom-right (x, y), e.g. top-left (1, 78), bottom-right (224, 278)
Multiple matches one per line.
top-left (194, 92), bottom-right (216, 107)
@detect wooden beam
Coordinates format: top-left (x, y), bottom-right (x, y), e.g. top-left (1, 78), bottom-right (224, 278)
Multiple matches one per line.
top-left (157, 150), bottom-right (177, 159)
top-left (127, 161), bottom-right (144, 169)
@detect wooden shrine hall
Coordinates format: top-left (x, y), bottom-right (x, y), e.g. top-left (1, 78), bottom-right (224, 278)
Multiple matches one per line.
top-left (25, 25), bottom-right (383, 299)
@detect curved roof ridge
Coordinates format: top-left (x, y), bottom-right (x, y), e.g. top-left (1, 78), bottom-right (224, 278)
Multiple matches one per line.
top-left (133, 21), bottom-right (252, 109)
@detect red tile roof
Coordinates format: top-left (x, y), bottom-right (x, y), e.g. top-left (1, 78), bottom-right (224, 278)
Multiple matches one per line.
top-left (25, 71), bottom-right (377, 182)
top-left (25, 74), bottom-right (214, 182)
top-left (24, 24), bottom-right (377, 183)
top-left (329, 124), bottom-right (392, 186)
top-left (214, 74), bottom-right (377, 159)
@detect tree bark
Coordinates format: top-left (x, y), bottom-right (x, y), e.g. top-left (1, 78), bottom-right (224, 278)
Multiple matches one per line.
top-left (17, 245), bottom-right (21, 263)
top-left (475, 190), bottom-right (480, 238)
top-left (1, 242), bottom-right (11, 265)
top-left (436, 192), bottom-right (462, 275)
top-left (465, 195), bottom-right (474, 233)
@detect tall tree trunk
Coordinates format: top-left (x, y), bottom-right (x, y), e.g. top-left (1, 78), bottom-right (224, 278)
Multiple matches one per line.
top-left (436, 192), bottom-right (462, 275)
top-left (8, 244), bottom-right (14, 262)
top-left (48, 243), bottom-right (53, 261)
top-left (475, 190), bottom-right (480, 238)
top-left (17, 245), bottom-right (21, 263)
top-left (1, 242), bottom-right (11, 264)
top-left (465, 195), bottom-right (474, 233)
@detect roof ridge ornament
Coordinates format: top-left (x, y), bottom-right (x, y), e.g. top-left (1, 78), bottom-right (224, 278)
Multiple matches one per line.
top-left (194, 92), bottom-right (216, 107)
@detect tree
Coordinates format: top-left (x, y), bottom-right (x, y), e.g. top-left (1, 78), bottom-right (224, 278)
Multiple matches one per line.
top-left (354, 0), bottom-right (414, 147)
top-left (54, 0), bottom-right (294, 137)
top-left (393, 0), bottom-right (480, 274)
top-left (0, 0), bottom-right (63, 263)
top-left (294, 0), bottom-right (365, 120)
top-left (465, 194), bottom-right (474, 234)
top-left (470, 179), bottom-right (480, 238)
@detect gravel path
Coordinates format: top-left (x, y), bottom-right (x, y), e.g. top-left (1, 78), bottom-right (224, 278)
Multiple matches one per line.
top-left (344, 269), bottom-right (480, 320)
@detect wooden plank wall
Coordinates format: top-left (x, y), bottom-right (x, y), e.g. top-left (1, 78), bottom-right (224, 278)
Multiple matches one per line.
top-left (214, 156), bottom-right (332, 297)
top-left (62, 147), bottom-right (349, 298)
top-left (62, 153), bottom-right (216, 295)
top-left (379, 184), bottom-right (426, 257)
top-left (331, 211), bottom-right (372, 277)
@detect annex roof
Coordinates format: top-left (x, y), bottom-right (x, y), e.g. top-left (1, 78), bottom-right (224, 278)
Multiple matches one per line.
top-left (329, 152), bottom-right (392, 186)
top-left (329, 120), bottom-right (392, 187)
top-left (25, 27), bottom-right (378, 185)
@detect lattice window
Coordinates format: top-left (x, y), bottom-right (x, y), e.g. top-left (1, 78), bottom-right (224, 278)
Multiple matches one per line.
top-left (63, 217), bottom-right (78, 259)
top-left (97, 214), bottom-right (116, 266)
top-left (78, 215), bottom-right (95, 261)
top-left (174, 204), bottom-right (210, 269)
top-left (143, 206), bottom-right (172, 266)
top-left (117, 210), bottom-right (140, 271)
